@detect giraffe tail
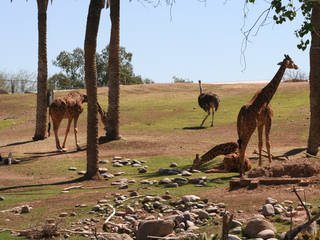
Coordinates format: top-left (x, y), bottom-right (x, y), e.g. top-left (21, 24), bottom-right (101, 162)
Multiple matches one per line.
top-left (47, 109), bottom-right (51, 137)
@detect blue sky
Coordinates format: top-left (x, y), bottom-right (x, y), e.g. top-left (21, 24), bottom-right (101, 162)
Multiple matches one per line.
top-left (0, 0), bottom-right (310, 83)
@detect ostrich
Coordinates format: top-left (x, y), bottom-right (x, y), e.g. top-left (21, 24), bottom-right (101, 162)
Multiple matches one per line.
top-left (198, 80), bottom-right (220, 127)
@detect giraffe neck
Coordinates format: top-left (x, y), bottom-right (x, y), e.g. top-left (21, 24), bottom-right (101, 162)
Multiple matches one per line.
top-left (199, 81), bottom-right (203, 95)
top-left (200, 142), bottom-right (238, 162)
top-left (250, 63), bottom-right (287, 112)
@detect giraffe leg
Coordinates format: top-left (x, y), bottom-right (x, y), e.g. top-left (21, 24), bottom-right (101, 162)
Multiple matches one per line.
top-left (258, 125), bottom-right (263, 166)
top-left (61, 117), bottom-right (73, 151)
top-left (238, 125), bottom-right (256, 177)
top-left (200, 110), bottom-right (210, 127)
top-left (210, 108), bottom-right (215, 127)
top-left (52, 117), bottom-right (63, 151)
top-left (73, 115), bottom-right (81, 151)
top-left (265, 117), bottom-right (272, 164)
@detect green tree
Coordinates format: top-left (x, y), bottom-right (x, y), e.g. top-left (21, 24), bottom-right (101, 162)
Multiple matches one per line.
top-left (245, 0), bottom-right (320, 156)
top-left (53, 48), bottom-right (85, 89)
top-left (48, 73), bottom-right (72, 90)
top-left (53, 46), bottom-right (149, 87)
top-left (84, 0), bottom-right (105, 179)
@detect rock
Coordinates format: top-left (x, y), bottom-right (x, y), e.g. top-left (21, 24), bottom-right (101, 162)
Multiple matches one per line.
top-left (230, 219), bottom-right (242, 229)
top-left (186, 220), bottom-right (195, 228)
top-left (207, 206), bottom-right (218, 213)
top-left (182, 195), bottom-right (200, 203)
top-left (138, 167), bottom-right (147, 173)
top-left (243, 218), bottom-right (276, 238)
top-left (283, 200), bottom-right (293, 205)
top-left (0, 196), bottom-right (5, 201)
top-left (140, 180), bottom-right (151, 184)
top-left (132, 163), bottom-right (142, 167)
top-left (59, 212), bottom-right (68, 217)
top-left (113, 162), bottom-right (124, 167)
top-left (119, 184), bottom-right (128, 189)
top-left (114, 172), bottom-right (125, 176)
top-left (99, 159), bottom-right (109, 164)
top-left (227, 234), bottom-right (242, 240)
top-left (128, 179), bottom-right (136, 184)
top-left (98, 167), bottom-right (108, 173)
top-left (217, 202), bottom-right (226, 208)
top-left (130, 191), bottom-right (139, 197)
top-left (68, 167), bottom-right (77, 171)
top-left (274, 206), bottom-right (284, 214)
top-left (170, 162), bottom-right (178, 167)
top-left (158, 168), bottom-right (181, 175)
top-left (173, 177), bottom-right (188, 185)
top-left (191, 209), bottom-right (209, 219)
top-left (230, 227), bottom-right (242, 234)
top-left (77, 171), bottom-right (86, 175)
top-left (136, 220), bottom-right (174, 240)
top-left (21, 205), bottom-right (31, 213)
top-left (181, 170), bottom-right (192, 176)
top-left (265, 197), bottom-right (278, 205)
top-left (159, 178), bottom-right (172, 184)
top-left (256, 229), bottom-right (275, 239)
top-left (92, 205), bottom-right (101, 211)
top-left (188, 225), bottom-right (199, 231)
top-left (102, 173), bottom-right (115, 179)
top-left (166, 183), bottom-right (179, 188)
top-left (99, 233), bottom-right (133, 240)
top-left (113, 156), bottom-right (122, 160)
top-left (126, 206), bottom-right (135, 214)
top-left (262, 204), bottom-right (275, 216)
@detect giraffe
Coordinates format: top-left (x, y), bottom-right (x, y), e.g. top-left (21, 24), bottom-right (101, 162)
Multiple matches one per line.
top-left (198, 80), bottom-right (220, 127)
top-left (191, 142), bottom-right (251, 173)
top-left (48, 91), bottom-right (87, 152)
top-left (97, 102), bottom-right (108, 130)
top-left (237, 54), bottom-right (298, 176)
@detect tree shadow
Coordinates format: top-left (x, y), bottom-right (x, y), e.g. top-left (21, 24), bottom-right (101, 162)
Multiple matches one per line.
top-left (0, 176), bottom-right (88, 192)
top-left (283, 147), bottom-right (306, 157)
top-left (182, 126), bottom-right (207, 130)
top-left (0, 147), bottom-right (87, 165)
top-left (0, 139), bottom-right (35, 148)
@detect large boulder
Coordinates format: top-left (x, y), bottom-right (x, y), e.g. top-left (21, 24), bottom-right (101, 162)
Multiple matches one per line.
top-left (243, 217), bottom-right (276, 238)
top-left (136, 220), bottom-right (174, 240)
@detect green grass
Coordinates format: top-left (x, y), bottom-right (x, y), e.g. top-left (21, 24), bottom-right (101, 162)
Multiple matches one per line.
top-left (0, 231), bottom-right (25, 240)
top-left (0, 119), bottom-right (24, 130)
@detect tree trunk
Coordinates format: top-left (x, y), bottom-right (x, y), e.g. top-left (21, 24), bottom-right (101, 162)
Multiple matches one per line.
top-left (33, 0), bottom-right (49, 141)
top-left (84, 0), bottom-right (105, 179)
top-left (307, 4), bottom-right (320, 156)
top-left (105, 0), bottom-right (121, 141)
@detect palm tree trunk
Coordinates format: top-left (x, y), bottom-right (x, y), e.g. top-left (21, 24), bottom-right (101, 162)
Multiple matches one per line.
top-left (84, 0), bottom-right (105, 179)
top-left (307, 4), bottom-right (320, 156)
top-left (33, 0), bottom-right (49, 141)
top-left (106, 0), bottom-right (121, 141)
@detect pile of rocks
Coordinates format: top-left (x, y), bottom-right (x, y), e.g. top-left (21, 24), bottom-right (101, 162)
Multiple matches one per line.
top-left (67, 193), bottom-right (228, 239)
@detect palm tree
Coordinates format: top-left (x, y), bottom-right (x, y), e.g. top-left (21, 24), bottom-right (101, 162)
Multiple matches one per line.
top-left (307, 4), bottom-right (320, 156)
top-left (84, 0), bottom-right (105, 179)
top-left (105, 0), bottom-right (121, 141)
top-left (32, 0), bottom-right (49, 141)
top-left (11, 0), bottom-right (50, 140)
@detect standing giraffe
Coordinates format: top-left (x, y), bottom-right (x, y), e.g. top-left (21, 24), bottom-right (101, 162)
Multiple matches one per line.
top-left (191, 142), bottom-right (252, 173)
top-left (198, 80), bottom-right (220, 127)
top-left (97, 102), bottom-right (108, 130)
top-left (237, 54), bottom-right (298, 176)
top-left (48, 91), bottom-right (87, 152)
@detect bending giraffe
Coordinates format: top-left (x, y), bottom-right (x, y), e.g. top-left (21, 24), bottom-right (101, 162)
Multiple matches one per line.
top-left (48, 91), bottom-right (87, 152)
top-left (237, 54), bottom-right (298, 176)
top-left (191, 142), bottom-right (251, 173)
top-left (198, 80), bottom-right (220, 127)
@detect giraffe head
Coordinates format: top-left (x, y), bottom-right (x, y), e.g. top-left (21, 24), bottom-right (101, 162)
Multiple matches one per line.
top-left (278, 54), bottom-right (298, 69)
